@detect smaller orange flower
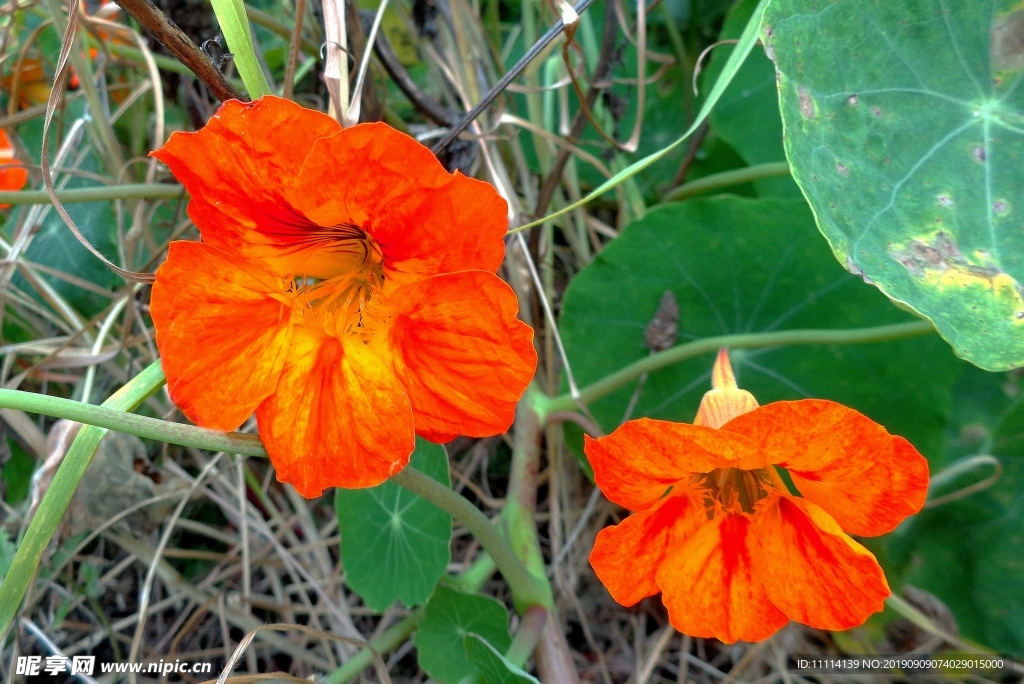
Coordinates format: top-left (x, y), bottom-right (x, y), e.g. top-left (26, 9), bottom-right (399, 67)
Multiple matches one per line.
top-left (0, 129), bottom-right (28, 207)
top-left (1, 59), bottom-right (52, 108)
top-left (587, 349), bottom-right (928, 643)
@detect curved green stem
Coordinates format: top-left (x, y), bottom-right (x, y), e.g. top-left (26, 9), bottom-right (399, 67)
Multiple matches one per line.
top-left (391, 468), bottom-right (551, 610)
top-left (0, 362), bottom-right (166, 640)
top-left (0, 389), bottom-right (266, 456)
top-left (506, 605), bottom-right (548, 668)
top-left (0, 384), bottom-right (549, 625)
top-left (538, 320), bottom-right (936, 416)
top-left (662, 161), bottom-right (792, 203)
top-left (0, 184), bottom-right (185, 206)
top-left (323, 610), bottom-right (425, 684)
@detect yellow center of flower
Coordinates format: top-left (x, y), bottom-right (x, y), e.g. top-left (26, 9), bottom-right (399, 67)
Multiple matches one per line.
top-left (278, 226), bottom-right (390, 339)
top-left (694, 467), bottom-right (781, 517)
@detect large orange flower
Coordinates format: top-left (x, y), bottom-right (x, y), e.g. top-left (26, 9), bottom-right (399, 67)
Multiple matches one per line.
top-left (587, 350), bottom-right (928, 643)
top-left (0, 128), bottom-right (28, 206)
top-left (150, 96), bottom-right (536, 496)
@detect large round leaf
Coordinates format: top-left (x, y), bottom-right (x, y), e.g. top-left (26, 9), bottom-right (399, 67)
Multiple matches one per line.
top-left (558, 196), bottom-right (962, 458)
top-left (335, 439), bottom-right (452, 611)
top-left (763, 0), bottom-right (1024, 370)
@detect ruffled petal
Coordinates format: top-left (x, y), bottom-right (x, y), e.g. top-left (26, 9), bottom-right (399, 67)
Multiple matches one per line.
top-left (386, 272), bottom-right (536, 443)
top-left (656, 514), bottom-right (788, 643)
top-left (255, 328), bottom-right (415, 496)
top-left (152, 96), bottom-right (341, 273)
top-left (151, 241), bottom-right (293, 431)
top-left (584, 418), bottom-right (769, 511)
top-left (589, 492), bottom-right (705, 607)
top-left (753, 495), bottom-right (889, 630)
top-left (290, 123), bottom-right (507, 284)
top-left (721, 400), bottom-right (929, 536)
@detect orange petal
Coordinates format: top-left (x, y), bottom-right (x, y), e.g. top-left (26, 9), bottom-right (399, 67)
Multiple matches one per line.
top-left (255, 328), bottom-right (415, 496)
top-left (590, 492), bottom-right (705, 607)
top-left (721, 400), bottom-right (929, 536)
top-left (0, 129), bottom-right (27, 206)
top-left (387, 271), bottom-right (536, 443)
top-left (150, 241), bottom-right (294, 431)
top-left (656, 514), bottom-right (788, 643)
top-left (584, 418), bottom-right (769, 511)
top-left (753, 495), bottom-right (889, 630)
top-left (289, 123), bottom-right (507, 284)
top-left (152, 96), bottom-right (341, 271)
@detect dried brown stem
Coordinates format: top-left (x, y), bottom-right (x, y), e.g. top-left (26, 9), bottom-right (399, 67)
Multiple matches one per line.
top-left (365, 13), bottom-right (457, 127)
top-left (281, 0), bottom-right (307, 99)
top-left (533, 0), bottom-right (619, 219)
top-left (113, 0), bottom-right (244, 102)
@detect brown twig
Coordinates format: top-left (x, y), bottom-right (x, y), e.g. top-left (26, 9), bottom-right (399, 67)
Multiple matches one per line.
top-left (533, 0), bottom-right (619, 219)
top-left (430, 0), bottom-right (597, 155)
top-left (345, 0), bottom-right (383, 121)
top-left (364, 13), bottom-right (457, 127)
top-left (668, 120), bottom-right (709, 188)
top-left (113, 0), bottom-right (244, 102)
top-left (281, 0), bottom-right (307, 99)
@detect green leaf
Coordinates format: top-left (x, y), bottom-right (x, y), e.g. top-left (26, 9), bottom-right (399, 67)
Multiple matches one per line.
top-left (558, 197), bottom-right (962, 459)
top-left (701, 0), bottom-right (799, 198)
top-left (335, 438), bottom-right (452, 612)
top-left (210, 0), bottom-right (272, 98)
top-left (884, 364), bottom-right (1024, 655)
top-left (8, 109), bottom-right (120, 317)
top-left (463, 634), bottom-right (540, 684)
top-left (764, 0), bottom-right (1024, 371)
top-left (2, 438), bottom-right (33, 506)
top-left (414, 585), bottom-right (511, 684)
top-left (0, 532), bottom-right (16, 584)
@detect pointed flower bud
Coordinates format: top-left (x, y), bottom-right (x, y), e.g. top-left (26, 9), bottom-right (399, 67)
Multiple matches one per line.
top-left (694, 349), bottom-right (759, 429)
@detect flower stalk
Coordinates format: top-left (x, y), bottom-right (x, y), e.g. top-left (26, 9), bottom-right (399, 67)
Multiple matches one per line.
top-left (0, 361), bottom-right (167, 640)
top-left (536, 320), bottom-right (936, 417)
top-left (391, 468), bottom-right (551, 610)
top-left (0, 381), bottom-right (550, 626)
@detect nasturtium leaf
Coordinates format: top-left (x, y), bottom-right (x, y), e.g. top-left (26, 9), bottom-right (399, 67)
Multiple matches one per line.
top-left (763, 0), bottom-right (1024, 370)
top-left (558, 197), bottom-right (962, 460)
top-left (7, 108), bottom-right (121, 318)
top-left (463, 634), bottom-right (541, 684)
top-left (414, 585), bottom-right (511, 684)
top-left (335, 439), bottom-right (452, 612)
top-left (701, 0), bottom-right (800, 198)
top-left (885, 365), bottom-right (1024, 655)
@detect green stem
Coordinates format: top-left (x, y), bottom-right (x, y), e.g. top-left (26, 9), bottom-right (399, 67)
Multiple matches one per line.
top-left (0, 184), bottom-right (185, 206)
top-left (323, 610), bottom-right (425, 684)
top-left (391, 468), bottom-right (550, 610)
top-left (538, 320), bottom-right (936, 416)
top-left (0, 388), bottom-right (266, 456)
top-left (0, 362), bottom-right (166, 640)
top-left (0, 386), bottom-right (540, 610)
top-left (326, 555), bottom-right (497, 684)
top-left (662, 161), bottom-right (792, 203)
top-left (506, 605), bottom-right (547, 668)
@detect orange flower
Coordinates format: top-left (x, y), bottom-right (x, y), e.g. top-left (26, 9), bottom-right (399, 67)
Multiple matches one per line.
top-left (0, 129), bottom-right (28, 207)
top-left (150, 96), bottom-right (536, 496)
top-left (1, 58), bottom-right (52, 108)
top-left (587, 349), bottom-right (928, 643)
